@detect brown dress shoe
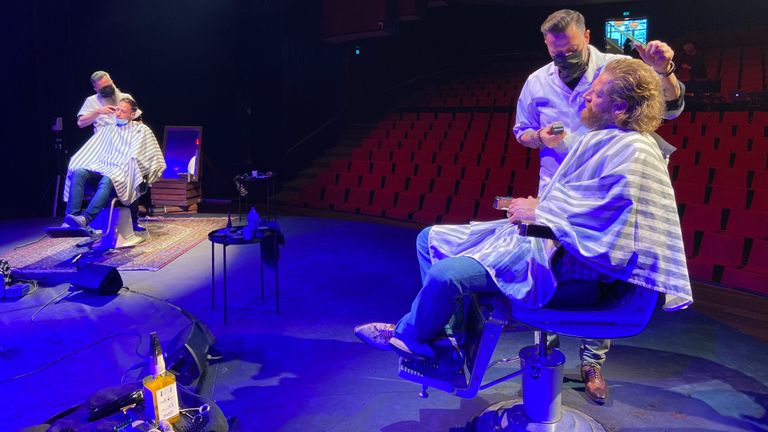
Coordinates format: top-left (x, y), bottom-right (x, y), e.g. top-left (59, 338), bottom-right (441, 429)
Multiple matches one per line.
top-left (581, 364), bottom-right (608, 404)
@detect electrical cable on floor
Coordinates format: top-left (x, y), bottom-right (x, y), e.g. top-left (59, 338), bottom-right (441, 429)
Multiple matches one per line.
top-left (13, 234), bottom-right (48, 249)
top-left (0, 332), bottom-right (143, 384)
top-left (28, 286), bottom-right (71, 344)
top-left (122, 287), bottom-right (199, 324)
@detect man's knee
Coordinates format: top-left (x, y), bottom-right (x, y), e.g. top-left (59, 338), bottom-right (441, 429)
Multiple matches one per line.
top-left (416, 226), bottom-right (432, 250)
top-left (424, 257), bottom-right (478, 294)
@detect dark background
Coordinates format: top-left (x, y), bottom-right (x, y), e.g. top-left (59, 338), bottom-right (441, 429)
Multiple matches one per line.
top-left (1, 0), bottom-right (764, 219)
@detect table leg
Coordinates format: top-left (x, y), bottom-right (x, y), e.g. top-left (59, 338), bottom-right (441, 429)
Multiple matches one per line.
top-left (223, 244), bottom-right (228, 325)
top-left (275, 238), bottom-right (279, 315)
top-left (260, 249), bottom-right (265, 301)
top-left (211, 241), bottom-right (215, 308)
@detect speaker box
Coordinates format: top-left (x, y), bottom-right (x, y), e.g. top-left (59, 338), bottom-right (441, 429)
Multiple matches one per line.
top-left (71, 263), bottom-right (123, 295)
top-left (166, 321), bottom-right (215, 389)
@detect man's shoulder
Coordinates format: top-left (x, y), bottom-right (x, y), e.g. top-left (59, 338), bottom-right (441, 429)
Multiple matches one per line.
top-left (80, 94), bottom-right (100, 107)
top-left (526, 62), bottom-right (553, 81)
top-left (589, 45), bottom-right (628, 66)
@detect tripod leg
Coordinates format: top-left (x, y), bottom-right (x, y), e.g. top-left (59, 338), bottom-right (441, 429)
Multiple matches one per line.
top-left (52, 174), bottom-right (61, 218)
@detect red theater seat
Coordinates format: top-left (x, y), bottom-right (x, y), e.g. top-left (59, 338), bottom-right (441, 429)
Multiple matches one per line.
top-left (722, 239), bottom-right (768, 296)
top-left (687, 232), bottom-right (745, 282)
top-left (675, 165), bottom-right (710, 184)
top-left (707, 185), bottom-right (748, 209)
top-left (335, 189), bottom-right (372, 213)
top-left (386, 192), bottom-right (422, 220)
top-left (360, 174), bottom-right (383, 190)
top-left (382, 175), bottom-right (407, 192)
top-left (724, 209), bottom-right (768, 239)
top-left (320, 186), bottom-right (347, 210)
top-left (442, 198), bottom-right (477, 224)
top-left (337, 172), bottom-right (360, 188)
top-left (412, 195), bottom-right (449, 224)
top-left (432, 178), bottom-right (457, 195)
top-left (360, 190), bottom-right (396, 217)
top-left (710, 167), bottom-right (750, 188)
top-left (681, 204), bottom-right (724, 232)
top-left (456, 180), bottom-right (483, 199)
top-left (316, 171), bottom-right (338, 187)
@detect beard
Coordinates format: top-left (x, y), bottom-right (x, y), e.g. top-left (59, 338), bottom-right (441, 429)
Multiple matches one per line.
top-left (581, 105), bottom-right (614, 131)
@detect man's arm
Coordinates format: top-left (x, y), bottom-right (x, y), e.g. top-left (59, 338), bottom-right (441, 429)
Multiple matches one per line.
top-left (77, 105), bottom-right (116, 128)
top-left (634, 41), bottom-right (681, 101)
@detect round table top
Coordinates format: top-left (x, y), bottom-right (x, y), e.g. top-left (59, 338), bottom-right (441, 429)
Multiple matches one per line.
top-left (208, 225), bottom-right (278, 245)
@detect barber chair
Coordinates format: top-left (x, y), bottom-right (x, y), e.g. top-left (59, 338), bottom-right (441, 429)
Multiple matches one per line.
top-left (47, 198), bottom-right (146, 251)
top-left (397, 223), bottom-right (660, 432)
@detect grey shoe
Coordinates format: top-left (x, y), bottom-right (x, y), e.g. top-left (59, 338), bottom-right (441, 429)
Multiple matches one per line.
top-left (65, 214), bottom-right (88, 229)
top-left (354, 323), bottom-right (395, 351)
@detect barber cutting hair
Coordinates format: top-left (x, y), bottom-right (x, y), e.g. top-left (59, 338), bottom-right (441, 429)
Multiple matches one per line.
top-left (77, 71), bottom-right (142, 133)
top-left (63, 97), bottom-right (165, 231)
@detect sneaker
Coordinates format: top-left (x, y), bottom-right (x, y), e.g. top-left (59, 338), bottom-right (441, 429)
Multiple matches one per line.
top-left (581, 363), bottom-right (608, 404)
top-left (65, 214), bottom-right (88, 229)
top-left (354, 323), bottom-right (395, 351)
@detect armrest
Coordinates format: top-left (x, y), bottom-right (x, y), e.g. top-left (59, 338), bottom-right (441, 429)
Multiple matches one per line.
top-left (515, 222), bottom-right (556, 240)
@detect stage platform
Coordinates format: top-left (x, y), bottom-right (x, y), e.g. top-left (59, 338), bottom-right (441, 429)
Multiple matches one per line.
top-left (1, 215), bottom-right (767, 432)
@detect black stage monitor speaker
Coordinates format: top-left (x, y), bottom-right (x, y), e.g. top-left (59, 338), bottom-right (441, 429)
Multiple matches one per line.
top-left (72, 263), bottom-right (123, 295)
top-left (167, 321), bottom-right (216, 389)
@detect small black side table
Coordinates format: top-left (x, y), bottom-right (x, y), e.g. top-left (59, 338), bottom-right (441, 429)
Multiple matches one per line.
top-left (208, 222), bottom-right (283, 324)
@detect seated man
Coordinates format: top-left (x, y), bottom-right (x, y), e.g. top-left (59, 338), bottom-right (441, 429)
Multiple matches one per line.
top-left (63, 97), bottom-right (165, 230)
top-left (356, 58), bottom-right (693, 359)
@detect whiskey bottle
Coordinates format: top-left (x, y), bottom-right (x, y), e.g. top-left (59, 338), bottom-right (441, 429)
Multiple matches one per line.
top-left (142, 332), bottom-right (180, 424)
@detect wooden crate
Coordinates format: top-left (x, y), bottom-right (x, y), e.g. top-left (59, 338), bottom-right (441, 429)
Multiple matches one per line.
top-left (151, 178), bottom-right (202, 208)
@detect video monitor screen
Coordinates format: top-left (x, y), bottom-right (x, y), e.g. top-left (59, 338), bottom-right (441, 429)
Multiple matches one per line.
top-left (605, 17), bottom-right (648, 48)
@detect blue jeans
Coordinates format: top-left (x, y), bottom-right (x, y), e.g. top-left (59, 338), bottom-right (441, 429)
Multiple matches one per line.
top-left (397, 226), bottom-right (610, 366)
top-left (394, 227), bottom-right (500, 355)
top-left (65, 168), bottom-right (116, 223)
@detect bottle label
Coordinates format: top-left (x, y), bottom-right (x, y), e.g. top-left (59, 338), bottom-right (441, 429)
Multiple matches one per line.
top-left (155, 382), bottom-right (180, 421)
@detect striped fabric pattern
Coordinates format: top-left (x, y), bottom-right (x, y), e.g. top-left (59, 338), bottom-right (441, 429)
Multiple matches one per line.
top-left (538, 128), bottom-right (692, 304)
top-left (428, 128), bottom-right (692, 308)
top-left (63, 122), bottom-right (166, 205)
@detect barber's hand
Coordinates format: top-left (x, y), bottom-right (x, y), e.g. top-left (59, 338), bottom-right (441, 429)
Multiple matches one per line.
top-left (96, 105), bottom-right (117, 115)
top-left (539, 123), bottom-right (566, 149)
top-left (506, 196), bottom-right (538, 223)
top-left (635, 41), bottom-right (674, 74)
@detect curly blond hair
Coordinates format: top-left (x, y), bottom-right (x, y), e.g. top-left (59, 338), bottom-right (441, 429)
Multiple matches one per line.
top-left (602, 59), bottom-right (665, 133)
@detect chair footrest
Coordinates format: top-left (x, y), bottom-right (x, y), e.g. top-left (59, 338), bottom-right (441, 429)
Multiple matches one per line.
top-left (398, 345), bottom-right (468, 393)
top-left (46, 227), bottom-right (92, 238)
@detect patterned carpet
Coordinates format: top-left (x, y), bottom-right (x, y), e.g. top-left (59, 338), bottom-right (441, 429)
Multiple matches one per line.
top-left (4, 217), bottom-right (226, 278)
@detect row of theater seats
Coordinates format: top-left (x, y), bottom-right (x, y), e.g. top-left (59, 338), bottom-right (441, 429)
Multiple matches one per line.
top-left (698, 45), bottom-right (766, 96)
top-left (292, 106), bottom-right (767, 296)
top-left (296, 111), bottom-right (539, 224)
top-left (398, 68), bottom-right (530, 108)
top-left (660, 111), bottom-right (768, 296)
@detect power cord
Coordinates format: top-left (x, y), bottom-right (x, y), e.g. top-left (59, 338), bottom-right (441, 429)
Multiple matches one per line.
top-left (0, 332), bottom-right (144, 384)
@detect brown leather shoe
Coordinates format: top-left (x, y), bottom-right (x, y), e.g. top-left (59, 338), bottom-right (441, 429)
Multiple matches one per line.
top-left (581, 364), bottom-right (608, 404)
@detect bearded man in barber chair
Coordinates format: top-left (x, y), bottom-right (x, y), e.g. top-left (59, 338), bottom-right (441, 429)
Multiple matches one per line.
top-left (63, 97), bottom-right (165, 233)
top-left (355, 58), bottom-right (693, 404)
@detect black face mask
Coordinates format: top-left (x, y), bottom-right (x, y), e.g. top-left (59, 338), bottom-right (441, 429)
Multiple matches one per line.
top-left (553, 50), bottom-right (588, 83)
top-left (98, 85), bottom-right (115, 98)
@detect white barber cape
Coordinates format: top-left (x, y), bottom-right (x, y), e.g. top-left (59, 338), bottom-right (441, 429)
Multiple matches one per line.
top-left (64, 121), bottom-right (166, 206)
top-left (427, 128), bottom-right (692, 309)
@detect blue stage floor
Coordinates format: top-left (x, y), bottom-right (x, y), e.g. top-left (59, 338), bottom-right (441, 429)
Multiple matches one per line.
top-left (1, 215), bottom-right (767, 431)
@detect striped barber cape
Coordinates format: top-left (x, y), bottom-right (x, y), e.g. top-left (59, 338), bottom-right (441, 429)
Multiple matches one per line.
top-left (428, 128), bottom-right (692, 309)
top-left (63, 121), bottom-right (166, 206)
